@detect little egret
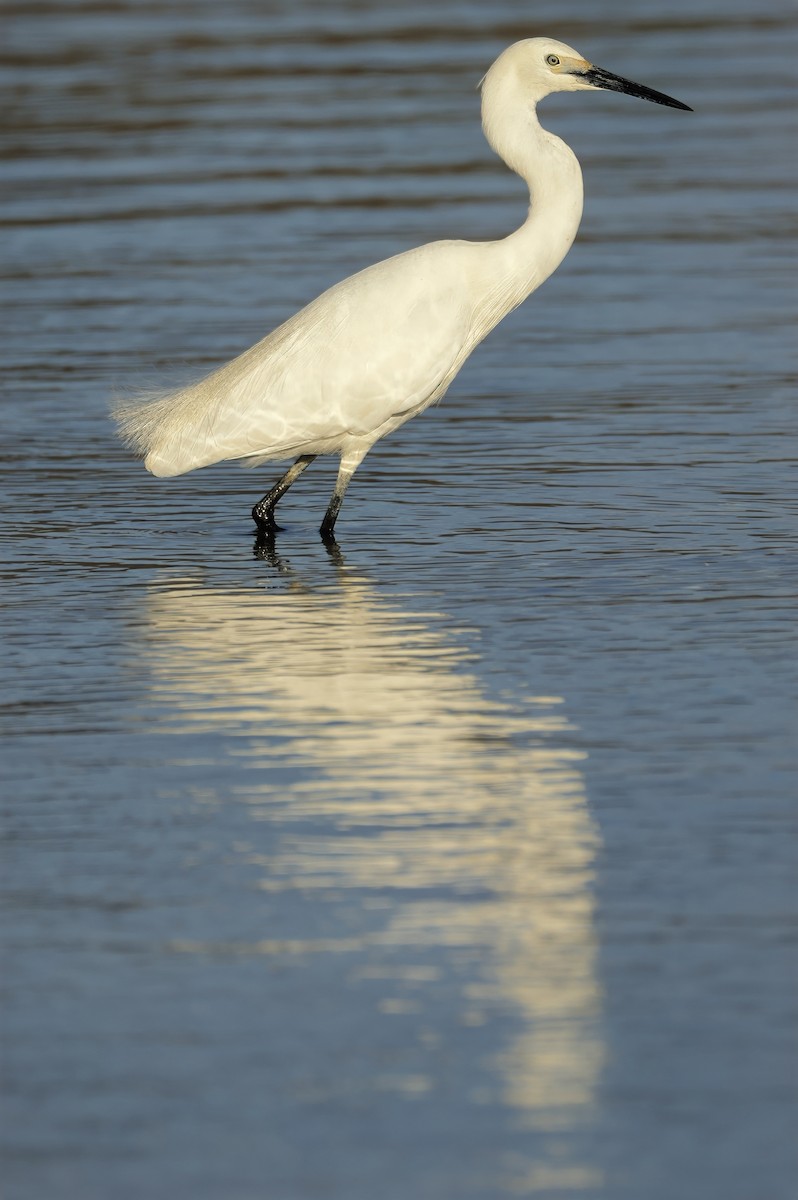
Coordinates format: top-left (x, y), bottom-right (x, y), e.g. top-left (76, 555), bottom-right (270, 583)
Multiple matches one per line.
top-left (114, 38), bottom-right (690, 538)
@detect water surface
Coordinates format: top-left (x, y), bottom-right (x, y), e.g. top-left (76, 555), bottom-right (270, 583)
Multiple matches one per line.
top-left (1, 1), bottom-right (796, 1197)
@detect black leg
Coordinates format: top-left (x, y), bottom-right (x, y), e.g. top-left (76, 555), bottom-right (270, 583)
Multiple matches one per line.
top-left (319, 492), bottom-right (344, 540)
top-left (319, 449), bottom-right (366, 540)
top-left (252, 455), bottom-right (316, 531)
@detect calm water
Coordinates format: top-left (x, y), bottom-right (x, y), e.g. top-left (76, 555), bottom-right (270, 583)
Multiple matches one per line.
top-left (2, 1), bottom-right (796, 1197)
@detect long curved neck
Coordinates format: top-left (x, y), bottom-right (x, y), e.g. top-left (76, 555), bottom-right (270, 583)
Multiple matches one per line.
top-left (480, 72), bottom-right (584, 303)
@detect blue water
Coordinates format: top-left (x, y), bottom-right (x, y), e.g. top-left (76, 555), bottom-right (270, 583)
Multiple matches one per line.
top-left (2, 1), bottom-right (796, 1197)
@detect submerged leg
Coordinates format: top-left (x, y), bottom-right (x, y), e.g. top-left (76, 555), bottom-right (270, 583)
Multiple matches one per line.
top-left (320, 448), bottom-right (367, 540)
top-left (252, 455), bottom-right (316, 531)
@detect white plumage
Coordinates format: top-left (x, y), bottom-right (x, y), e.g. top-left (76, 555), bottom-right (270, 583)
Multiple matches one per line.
top-left (114, 38), bottom-right (689, 538)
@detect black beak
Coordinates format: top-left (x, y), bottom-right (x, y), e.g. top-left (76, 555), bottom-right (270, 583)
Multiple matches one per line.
top-left (582, 65), bottom-right (692, 111)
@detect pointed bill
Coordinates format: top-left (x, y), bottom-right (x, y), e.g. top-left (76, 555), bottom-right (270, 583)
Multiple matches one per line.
top-left (581, 65), bottom-right (692, 111)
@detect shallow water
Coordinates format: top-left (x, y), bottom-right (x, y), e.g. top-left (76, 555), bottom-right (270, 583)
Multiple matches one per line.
top-left (1, 1), bottom-right (796, 1197)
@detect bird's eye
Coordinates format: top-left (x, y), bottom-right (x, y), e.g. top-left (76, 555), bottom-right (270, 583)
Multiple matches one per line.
top-left (546, 54), bottom-right (560, 67)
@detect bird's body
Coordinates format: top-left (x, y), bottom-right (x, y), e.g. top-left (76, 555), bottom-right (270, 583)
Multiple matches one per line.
top-left (114, 38), bottom-right (689, 537)
top-left (136, 166), bottom-right (581, 480)
top-left (140, 237), bottom-right (510, 479)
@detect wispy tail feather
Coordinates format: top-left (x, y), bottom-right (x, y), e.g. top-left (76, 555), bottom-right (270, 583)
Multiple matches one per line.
top-left (111, 384), bottom-right (222, 478)
top-left (113, 389), bottom-right (174, 463)
top-left (112, 316), bottom-right (317, 476)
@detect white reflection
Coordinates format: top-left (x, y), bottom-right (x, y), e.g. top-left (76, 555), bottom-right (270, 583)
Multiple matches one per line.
top-left (143, 542), bottom-right (603, 1183)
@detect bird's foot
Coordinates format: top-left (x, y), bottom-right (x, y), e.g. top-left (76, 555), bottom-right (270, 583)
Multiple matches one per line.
top-left (252, 503), bottom-right (281, 533)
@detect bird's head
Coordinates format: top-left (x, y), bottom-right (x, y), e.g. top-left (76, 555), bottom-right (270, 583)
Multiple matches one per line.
top-left (482, 37), bottom-right (692, 112)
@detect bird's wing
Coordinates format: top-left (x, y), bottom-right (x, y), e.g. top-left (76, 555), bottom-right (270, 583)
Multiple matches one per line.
top-left (204, 240), bottom-right (478, 460)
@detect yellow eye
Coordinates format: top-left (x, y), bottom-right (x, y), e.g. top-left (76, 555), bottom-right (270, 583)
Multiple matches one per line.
top-left (546, 54), bottom-right (560, 67)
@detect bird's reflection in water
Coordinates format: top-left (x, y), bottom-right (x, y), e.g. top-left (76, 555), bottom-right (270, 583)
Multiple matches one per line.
top-left (143, 537), bottom-right (603, 1183)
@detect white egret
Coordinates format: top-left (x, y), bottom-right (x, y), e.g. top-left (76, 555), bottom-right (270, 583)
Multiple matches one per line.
top-left (114, 38), bottom-right (690, 538)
